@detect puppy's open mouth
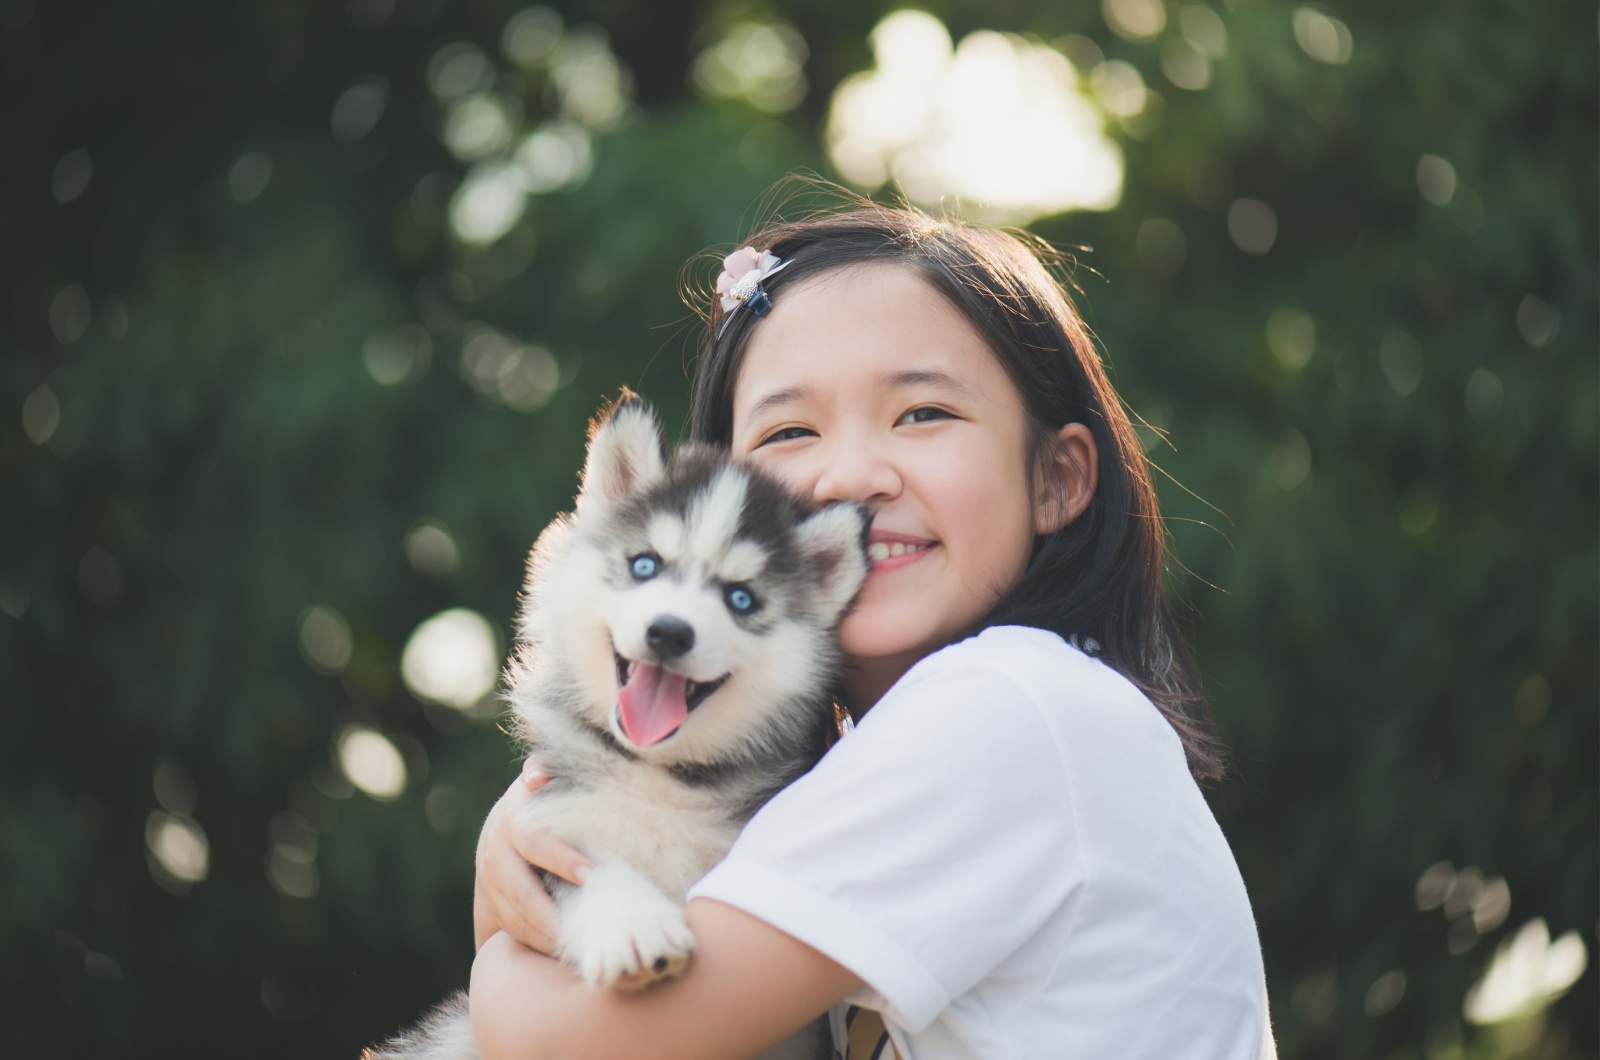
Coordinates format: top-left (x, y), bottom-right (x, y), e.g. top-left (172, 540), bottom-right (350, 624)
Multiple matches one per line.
top-left (612, 652), bottom-right (731, 748)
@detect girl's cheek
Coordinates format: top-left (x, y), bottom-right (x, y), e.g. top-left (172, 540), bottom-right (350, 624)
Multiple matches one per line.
top-left (747, 449), bottom-right (818, 500)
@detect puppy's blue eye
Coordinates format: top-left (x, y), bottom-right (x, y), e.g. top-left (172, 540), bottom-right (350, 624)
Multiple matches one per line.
top-left (725, 586), bottom-right (755, 614)
top-left (630, 555), bottom-right (658, 579)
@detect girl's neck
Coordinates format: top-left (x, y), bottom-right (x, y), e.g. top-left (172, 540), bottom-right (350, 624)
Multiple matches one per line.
top-left (840, 650), bottom-right (927, 721)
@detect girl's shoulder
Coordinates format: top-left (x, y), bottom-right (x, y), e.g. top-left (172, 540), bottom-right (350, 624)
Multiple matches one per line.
top-left (904, 625), bottom-right (1150, 711)
top-left (876, 625), bottom-right (1188, 769)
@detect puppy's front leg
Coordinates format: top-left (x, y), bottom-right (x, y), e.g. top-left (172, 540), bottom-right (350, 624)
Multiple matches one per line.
top-left (552, 860), bottom-right (696, 990)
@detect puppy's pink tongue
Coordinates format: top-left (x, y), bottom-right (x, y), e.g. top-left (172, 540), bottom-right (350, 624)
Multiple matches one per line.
top-left (617, 662), bottom-right (689, 746)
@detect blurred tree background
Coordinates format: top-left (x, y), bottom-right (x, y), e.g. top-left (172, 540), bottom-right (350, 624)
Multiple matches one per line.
top-left (2, 0), bottom-right (1593, 1055)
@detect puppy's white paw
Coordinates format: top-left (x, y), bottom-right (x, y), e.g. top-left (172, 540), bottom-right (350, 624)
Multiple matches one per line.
top-left (570, 898), bottom-right (695, 990)
top-left (560, 880), bottom-right (696, 990)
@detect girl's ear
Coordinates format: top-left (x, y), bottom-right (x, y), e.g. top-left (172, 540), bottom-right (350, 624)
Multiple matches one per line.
top-left (1034, 423), bottom-right (1099, 534)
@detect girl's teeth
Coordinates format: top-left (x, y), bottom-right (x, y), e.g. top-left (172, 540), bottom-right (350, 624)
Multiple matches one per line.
top-left (868, 541), bottom-right (928, 561)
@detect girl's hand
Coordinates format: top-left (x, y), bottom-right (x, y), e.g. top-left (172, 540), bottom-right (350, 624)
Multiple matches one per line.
top-left (473, 758), bottom-right (593, 953)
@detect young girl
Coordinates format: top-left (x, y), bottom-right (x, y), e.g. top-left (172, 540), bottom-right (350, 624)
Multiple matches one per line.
top-left (468, 203), bottom-right (1276, 1059)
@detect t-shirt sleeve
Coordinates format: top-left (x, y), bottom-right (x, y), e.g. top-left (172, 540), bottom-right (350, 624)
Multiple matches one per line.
top-left (686, 649), bottom-right (1082, 1032)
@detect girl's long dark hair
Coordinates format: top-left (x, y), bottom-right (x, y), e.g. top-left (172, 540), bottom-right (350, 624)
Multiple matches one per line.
top-left (685, 200), bottom-right (1225, 781)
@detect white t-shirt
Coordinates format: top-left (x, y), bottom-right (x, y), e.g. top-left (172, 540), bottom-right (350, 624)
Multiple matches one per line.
top-left (687, 625), bottom-right (1275, 1060)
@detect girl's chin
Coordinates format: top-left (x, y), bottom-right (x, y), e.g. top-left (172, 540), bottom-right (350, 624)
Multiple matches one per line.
top-left (838, 607), bottom-right (944, 666)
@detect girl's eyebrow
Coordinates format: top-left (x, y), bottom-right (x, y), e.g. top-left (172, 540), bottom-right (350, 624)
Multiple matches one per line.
top-left (748, 385), bottom-right (812, 418)
top-left (886, 369), bottom-right (974, 395)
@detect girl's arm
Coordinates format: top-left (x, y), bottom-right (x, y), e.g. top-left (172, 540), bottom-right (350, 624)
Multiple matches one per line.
top-left (470, 898), bottom-right (863, 1060)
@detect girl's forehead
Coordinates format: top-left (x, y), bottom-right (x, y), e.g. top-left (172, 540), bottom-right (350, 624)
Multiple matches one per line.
top-left (732, 264), bottom-right (1001, 405)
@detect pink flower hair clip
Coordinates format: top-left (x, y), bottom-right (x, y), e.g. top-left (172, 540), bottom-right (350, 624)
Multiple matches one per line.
top-left (715, 246), bottom-right (792, 330)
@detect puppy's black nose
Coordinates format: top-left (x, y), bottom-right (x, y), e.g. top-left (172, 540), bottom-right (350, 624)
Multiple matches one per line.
top-left (645, 616), bottom-right (695, 659)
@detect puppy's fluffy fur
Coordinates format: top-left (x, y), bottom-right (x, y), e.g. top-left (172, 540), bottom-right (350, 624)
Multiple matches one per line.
top-left (366, 397), bottom-right (868, 1060)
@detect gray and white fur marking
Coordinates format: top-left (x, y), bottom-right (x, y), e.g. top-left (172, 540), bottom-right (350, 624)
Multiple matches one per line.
top-left (364, 398), bottom-right (869, 1060)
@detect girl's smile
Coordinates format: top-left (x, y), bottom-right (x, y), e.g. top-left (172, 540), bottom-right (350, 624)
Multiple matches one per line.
top-left (865, 530), bottom-right (936, 571)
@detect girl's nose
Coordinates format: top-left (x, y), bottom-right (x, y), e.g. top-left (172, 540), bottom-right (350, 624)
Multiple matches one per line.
top-left (811, 438), bottom-right (902, 506)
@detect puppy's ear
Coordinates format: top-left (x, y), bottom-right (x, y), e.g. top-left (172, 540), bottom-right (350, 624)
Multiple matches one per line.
top-left (577, 394), bottom-right (665, 518)
top-left (795, 502), bottom-right (871, 623)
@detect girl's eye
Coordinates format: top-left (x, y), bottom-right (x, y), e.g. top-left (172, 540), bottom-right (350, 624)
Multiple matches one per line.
top-left (725, 586), bottom-right (757, 614)
top-left (757, 426), bottom-right (815, 447)
top-left (898, 406), bottom-right (954, 425)
top-left (630, 554), bottom-right (659, 579)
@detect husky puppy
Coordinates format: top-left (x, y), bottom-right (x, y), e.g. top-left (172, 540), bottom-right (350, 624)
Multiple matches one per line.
top-left (367, 396), bottom-right (869, 1060)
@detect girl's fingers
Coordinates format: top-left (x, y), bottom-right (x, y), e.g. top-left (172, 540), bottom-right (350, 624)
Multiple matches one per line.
top-left (489, 873), bottom-right (560, 954)
top-left (509, 824), bottom-right (592, 887)
top-left (481, 831), bottom-right (562, 954)
top-left (473, 877), bottom-right (497, 950)
top-left (468, 765), bottom-right (581, 955)
top-left (521, 756), bottom-right (550, 792)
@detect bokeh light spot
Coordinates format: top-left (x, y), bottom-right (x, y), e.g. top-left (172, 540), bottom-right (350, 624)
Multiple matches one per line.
top-left (1293, 6), bottom-right (1353, 64)
top-left (428, 42), bottom-right (491, 100)
top-left (694, 21), bottom-right (809, 112)
top-left (1103, 0), bottom-right (1167, 40)
top-left (21, 384), bottom-right (60, 445)
top-left (1136, 218), bottom-right (1187, 276)
top-left (363, 324), bottom-right (432, 385)
top-left (331, 77), bottom-right (389, 142)
top-left (1090, 60), bottom-right (1151, 118)
top-left (228, 152), bottom-right (273, 205)
top-left (1398, 485), bottom-right (1437, 536)
top-left (1473, 876), bottom-right (1512, 933)
top-left (461, 326), bottom-right (560, 410)
top-left (337, 726), bottom-right (407, 800)
top-left (1416, 861), bottom-right (1455, 911)
top-left (266, 810), bottom-right (320, 897)
top-left (50, 284), bottom-right (91, 345)
top-left (1161, 40), bottom-right (1211, 91)
top-left (1292, 966), bottom-right (1339, 1026)
top-left (449, 161), bottom-right (529, 245)
top-left (1266, 308), bottom-right (1315, 370)
top-left (1515, 295), bottom-right (1560, 347)
top-left (401, 607), bottom-right (500, 709)
top-left (52, 148), bottom-right (92, 204)
top-left (0, 580), bottom-right (29, 620)
top-left (153, 757), bottom-right (198, 816)
top-left (78, 546), bottom-right (124, 608)
top-left (1379, 330), bottom-right (1424, 395)
top-left (425, 785), bottom-right (459, 835)
top-left (1179, 4), bottom-right (1228, 57)
top-left (1463, 368), bottom-right (1503, 421)
top-left (1268, 428), bottom-right (1311, 490)
top-left (502, 7), bottom-right (563, 68)
top-left (100, 295), bottom-right (130, 339)
top-left (514, 120), bottom-right (594, 193)
top-left (261, 973), bottom-right (312, 1023)
top-left (443, 94), bottom-right (516, 162)
top-left (1416, 154), bottom-right (1456, 207)
top-left (299, 606), bottom-right (353, 674)
top-left (347, 0), bottom-right (394, 31)
top-left (1464, 919), bottom-right (1588, 1024)
top-left (405, 520), bottom-right (460, 577)
top-left (146, 811), bottom-right (210, 884)
top-left (1227, 197), bottom-right (1278, 256)
top-left (1513, 675), bottom-right (1550, 726)
top-left (828, 11), bottom-right (1122, 223)
top-left (1363, 970), bottom-right (1406, 1017)
top-left (549, 28), bottom-right (631, 130)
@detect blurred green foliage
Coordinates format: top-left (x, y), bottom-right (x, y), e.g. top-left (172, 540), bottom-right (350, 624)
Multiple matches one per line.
top-left (1, 0), bottom-right (1593, 1056)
